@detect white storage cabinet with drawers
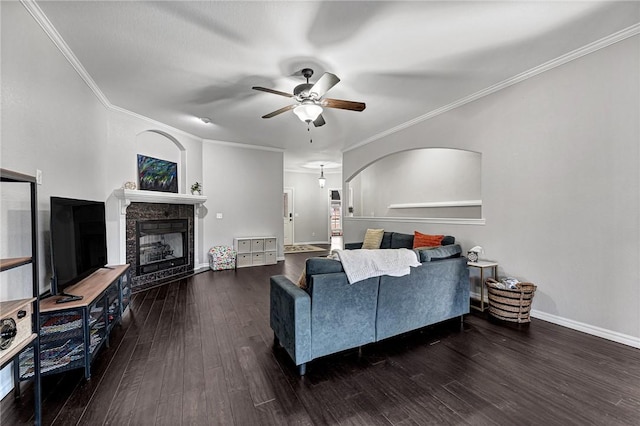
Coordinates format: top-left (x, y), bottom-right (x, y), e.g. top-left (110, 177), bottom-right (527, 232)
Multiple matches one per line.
top-left (234, 237), bottom-right (277, 267)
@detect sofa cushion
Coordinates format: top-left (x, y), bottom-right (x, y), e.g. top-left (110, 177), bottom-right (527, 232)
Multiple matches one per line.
top-left (413, 231), bottom-right (444, 248)
top-left (306, 257), bottom-right (344, 277)
top-left (417, 244), bottom-right (462, 262)
top-left (390, 232), bottom-right (414, 249)
top-left (441, 235), bottom-right (455, 246)
top-left (347, 232), bottom-right (454, 250)
top-left (362, 228), bottom-right (384, 249)
top-left (379, 232), bottom-right (393, 249)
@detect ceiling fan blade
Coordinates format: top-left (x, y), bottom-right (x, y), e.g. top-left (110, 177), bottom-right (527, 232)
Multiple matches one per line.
top-left (313, 114), bottom-right (326, 127)
top-left (322, 98), bottom-right (366, 111)
top-left (252, 86), bottom-right (293, 98)
top-left (262, 104), bottom-right (295, 119)
top-left (309, 72), bottom-right (340, 98)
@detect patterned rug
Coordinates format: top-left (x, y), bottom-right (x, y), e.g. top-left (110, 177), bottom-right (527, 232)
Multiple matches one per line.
top-left (283, 244), bottom-right (327, 254)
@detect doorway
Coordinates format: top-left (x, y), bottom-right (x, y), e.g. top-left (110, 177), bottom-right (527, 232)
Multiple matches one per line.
top-left (283, 188), bottom-right (294, 245)
top-left (329, 189), bottom-right (342, 237)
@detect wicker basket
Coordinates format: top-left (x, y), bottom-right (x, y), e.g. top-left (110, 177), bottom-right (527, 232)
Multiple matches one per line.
top-left (485, 278), bottom-right (537, 323)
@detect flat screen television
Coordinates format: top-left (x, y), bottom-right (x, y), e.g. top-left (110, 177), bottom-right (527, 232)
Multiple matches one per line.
top-left (50, 196), bottom-right (108, 303)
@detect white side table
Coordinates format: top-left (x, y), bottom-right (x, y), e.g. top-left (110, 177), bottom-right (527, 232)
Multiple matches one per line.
top-left (467, 261), bottom-right (498, 312)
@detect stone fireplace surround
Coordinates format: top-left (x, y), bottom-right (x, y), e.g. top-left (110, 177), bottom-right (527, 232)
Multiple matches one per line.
top-left (112, 189), bottom-right (207, 292)
top-left (126, 202), bottom-right (193, 291)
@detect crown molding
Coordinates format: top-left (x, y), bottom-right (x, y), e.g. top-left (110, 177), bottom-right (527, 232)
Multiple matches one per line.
top-left (20, 0), bottom-right (226, 145)
top-left (23, 0), bottom-right (639, 156)
top-left (345, 23), bottom-right (640, 153)
top-left (108, 104), bottom-right (204, 142)
top-left (21, 0), bottom-right (112, 108)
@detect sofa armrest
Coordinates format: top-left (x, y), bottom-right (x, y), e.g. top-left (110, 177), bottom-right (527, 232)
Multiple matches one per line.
top-left (344, 242), bottom-right (363, 250)
top-left (269, 275), bottom-right (312, 366)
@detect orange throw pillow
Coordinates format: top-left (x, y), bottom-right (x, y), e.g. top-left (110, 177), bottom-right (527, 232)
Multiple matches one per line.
top-left (413, 231), bottom-right (444, 248)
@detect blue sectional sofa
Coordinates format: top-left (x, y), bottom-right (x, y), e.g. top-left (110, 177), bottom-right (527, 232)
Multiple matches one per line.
top-left (270, 232), bottom-right (470, 375)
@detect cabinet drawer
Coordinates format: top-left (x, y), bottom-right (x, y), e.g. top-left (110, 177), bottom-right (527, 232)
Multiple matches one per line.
top-left (251, 252), bottom-right (265, 265)
top-left (251, 239), bottom-right (264, 252)
top-left (265, 251), bottom-right (277, 265)
top-left (237, 253), bottom-right (252, 267)
top-left (236, 239), bottom-right (251, 254)
top-left (264, 238), bottom-right (277, 251)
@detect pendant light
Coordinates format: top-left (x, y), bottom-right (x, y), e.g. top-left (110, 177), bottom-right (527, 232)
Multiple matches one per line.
top-left (318, 165), bottom-right (326, 188)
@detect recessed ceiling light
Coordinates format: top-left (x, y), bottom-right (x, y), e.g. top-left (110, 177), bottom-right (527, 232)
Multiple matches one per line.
top-left (199, 117), bottom-right (212, 124)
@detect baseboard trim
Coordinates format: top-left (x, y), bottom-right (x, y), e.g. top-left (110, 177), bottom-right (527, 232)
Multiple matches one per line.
top-left (469, 297), bottom-right (640, 349)
top-left (530, 310), bottom-right (640, 349)
top-left (194, 264), bottom-right (210, 273)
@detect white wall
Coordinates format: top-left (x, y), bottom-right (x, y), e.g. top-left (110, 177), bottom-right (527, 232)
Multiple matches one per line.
top-left (0, 0), bottom-right (112, 398)
top-left (202, 142), bottom-right (284, 258)
top-left (0, 1), bottom-right (285, 398)
top-left (284, 170), bottom-right (342, 244)
top-left (1, 1), bottom-right (109, 295)
top-left (343, 35), bottom-right (640, 346)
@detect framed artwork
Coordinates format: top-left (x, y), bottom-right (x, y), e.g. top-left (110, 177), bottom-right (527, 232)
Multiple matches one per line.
top-left (137, 154), bottom-right (178, 193)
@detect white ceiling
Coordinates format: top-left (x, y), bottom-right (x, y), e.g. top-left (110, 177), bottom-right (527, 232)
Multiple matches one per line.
top-left (35, 1), bottom-right (639, 171)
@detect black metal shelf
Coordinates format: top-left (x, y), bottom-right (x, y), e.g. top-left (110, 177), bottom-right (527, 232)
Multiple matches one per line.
top-left (0, 168), bottom-right (41, 426)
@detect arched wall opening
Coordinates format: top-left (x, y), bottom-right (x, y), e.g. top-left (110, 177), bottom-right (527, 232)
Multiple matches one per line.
top-left (346, 148), bottom-right (482, 219)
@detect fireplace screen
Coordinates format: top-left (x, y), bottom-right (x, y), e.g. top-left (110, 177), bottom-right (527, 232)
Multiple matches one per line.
top-left (139, 232), bottom-right (183, 264)
top-left (136, 219), bottom-right (188, 275)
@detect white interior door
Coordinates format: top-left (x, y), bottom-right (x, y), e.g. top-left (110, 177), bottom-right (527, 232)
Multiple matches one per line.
top-left (283, 188), bottom-right (293, 245)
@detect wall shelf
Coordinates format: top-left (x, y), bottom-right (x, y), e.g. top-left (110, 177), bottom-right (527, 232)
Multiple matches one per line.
top-left (0, 257), bottom-right (33, 272)
top-left (344, 216), bottom-right (486, 226)
top-left (388, 200), bottom-right (482, 209)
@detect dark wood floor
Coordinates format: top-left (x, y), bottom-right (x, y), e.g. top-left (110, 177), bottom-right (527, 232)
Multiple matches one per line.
top-left (3, 250), bottom-right (640, 425)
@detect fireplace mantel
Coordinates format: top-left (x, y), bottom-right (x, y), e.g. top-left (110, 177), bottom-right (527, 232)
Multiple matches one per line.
top-left (109, 188), bottom-right (209, 282)
top-left (113, 188), bottom-right (207, 215)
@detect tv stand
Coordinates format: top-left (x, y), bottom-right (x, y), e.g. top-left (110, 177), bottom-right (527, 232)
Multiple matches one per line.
top-left (19, 265), bottom-right (130, 380)
top-left (54, 292), bottom-right (83, 304)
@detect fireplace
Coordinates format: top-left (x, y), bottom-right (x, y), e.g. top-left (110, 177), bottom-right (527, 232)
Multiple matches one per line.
top-left (136, 219), bottom-right (188, 275)
top-left (112, 189), bottom-right (206, 293)
top-left (123, 202), bottom-right (195, 292)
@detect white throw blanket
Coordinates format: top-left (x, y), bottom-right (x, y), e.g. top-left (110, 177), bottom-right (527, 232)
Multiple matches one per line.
top-left (335, 248), bottom-right (421, 284)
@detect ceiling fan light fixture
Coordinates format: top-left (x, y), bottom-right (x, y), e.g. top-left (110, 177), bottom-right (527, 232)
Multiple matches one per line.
top-left (293, 101), bottom-right (323, 123)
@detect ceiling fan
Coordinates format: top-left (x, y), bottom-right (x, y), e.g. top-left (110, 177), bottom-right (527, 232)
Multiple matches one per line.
top-left (252, 68), bottom-right (366, 127)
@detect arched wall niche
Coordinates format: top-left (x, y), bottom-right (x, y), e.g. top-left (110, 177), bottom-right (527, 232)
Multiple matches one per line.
top-left (346, 148), bottom-right (482, 219)
top-left (136, 130), bottom-right (187, 193)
